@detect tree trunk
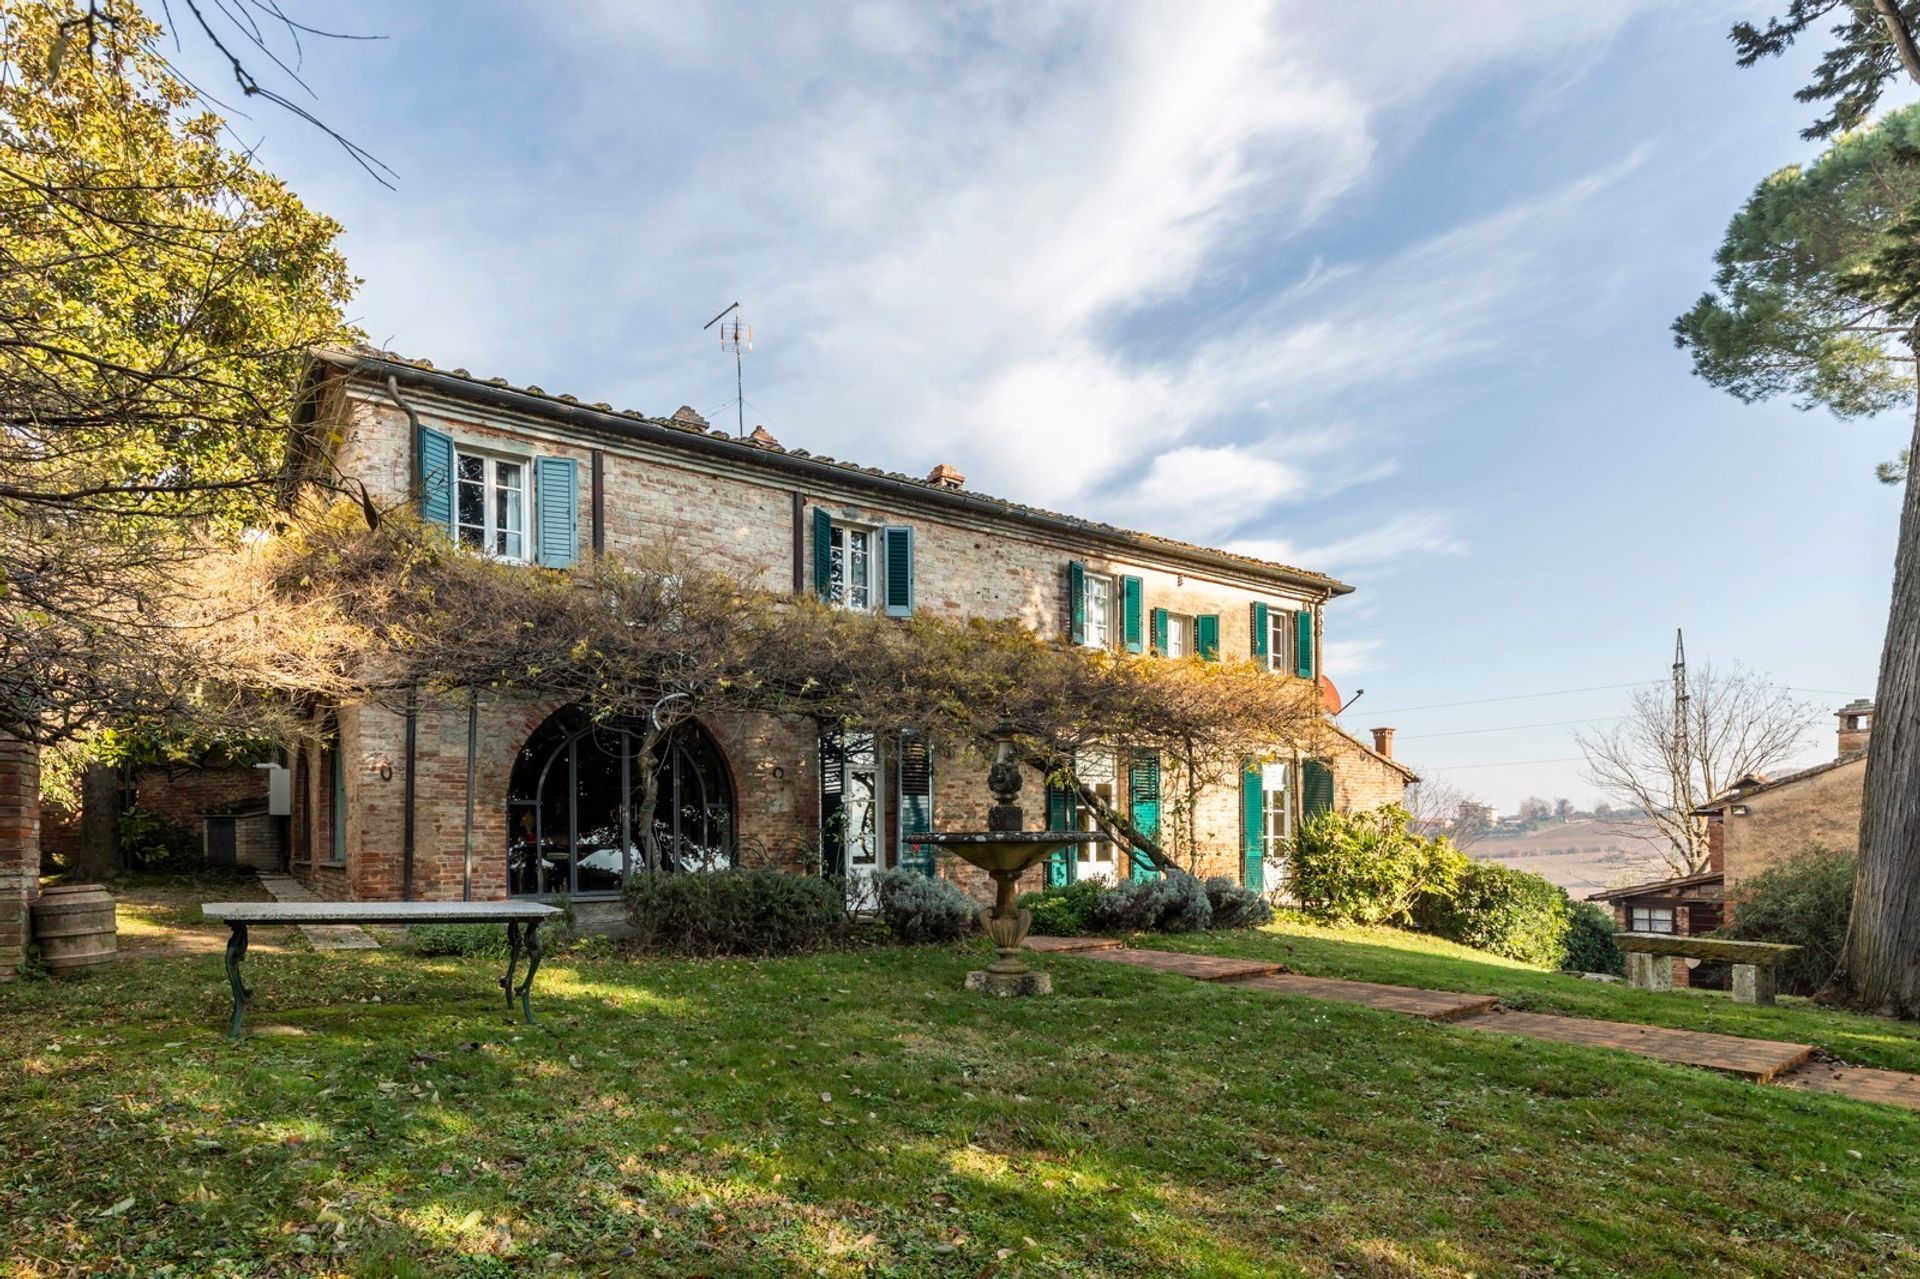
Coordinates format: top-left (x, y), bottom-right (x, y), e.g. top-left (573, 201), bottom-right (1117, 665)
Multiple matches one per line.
top-left (77, 762), bottom-right (122, 876)
top-left (1824, 371), bottom-right (1920, 1017)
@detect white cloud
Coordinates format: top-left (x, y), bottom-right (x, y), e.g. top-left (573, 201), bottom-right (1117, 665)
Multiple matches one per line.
top-left (1323, 637), bottom-right (1386, 677)
top-left (1232, 509), bottom-right (1469, 575)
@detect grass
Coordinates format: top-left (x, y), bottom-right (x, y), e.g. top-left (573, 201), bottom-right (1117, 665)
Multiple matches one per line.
top-left (0, 913), bottom-right (1916, 1276)
top-left (1150, 913), bottom-right (1920, 1074)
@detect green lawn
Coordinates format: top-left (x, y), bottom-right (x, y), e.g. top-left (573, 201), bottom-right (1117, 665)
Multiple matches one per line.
top-left (1, 926), bottom-right (1916, 1277)
top-left (1152, 914), bottom-right (1920, 1075)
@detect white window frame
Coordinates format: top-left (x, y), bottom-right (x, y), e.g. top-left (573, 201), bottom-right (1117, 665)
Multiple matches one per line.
top-left (1265, 609), bottom-right (1291, 673)
top-left (1073, 748), bottom-right (1117, 868)
top-left (1164, 613), bottom-right (1193, 659)
top-left (454, 448), bottom-right (530, 563)
top-left (1629, 905), bottom-right (1676, 935)
top-left (1261, 761), bottom-right (1293, 862)
top-left (829, 522), bottom-right (877, 612)
top-left (1082, 571), bottom-right (1114, 650)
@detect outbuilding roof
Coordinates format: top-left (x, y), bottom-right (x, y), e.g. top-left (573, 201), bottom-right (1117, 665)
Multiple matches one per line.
top-left (310, 345), bottom-right (1354, 598)
top-left (1690, 751), bottom-right (1866, 815)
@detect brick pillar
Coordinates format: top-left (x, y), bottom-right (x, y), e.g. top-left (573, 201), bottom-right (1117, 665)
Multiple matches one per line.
top-left (0, 734), bottom-right (41, 982)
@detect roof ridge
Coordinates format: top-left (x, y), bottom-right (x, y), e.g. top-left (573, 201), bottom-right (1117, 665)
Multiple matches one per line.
top-left (319, 344), bottom-right (1348, 591)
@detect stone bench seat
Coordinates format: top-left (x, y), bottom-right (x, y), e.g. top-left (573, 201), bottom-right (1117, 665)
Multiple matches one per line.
top-left (1614, 932), bottom-right (1801, 1005)
top-left (202, 900), bottom-right (564, 1037)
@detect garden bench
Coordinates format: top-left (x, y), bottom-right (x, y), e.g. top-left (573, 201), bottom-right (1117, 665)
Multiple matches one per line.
top-left (199, 901), bottom-right (564, 1037)
top-left (1614, 933), bottom-right (1800, 1005)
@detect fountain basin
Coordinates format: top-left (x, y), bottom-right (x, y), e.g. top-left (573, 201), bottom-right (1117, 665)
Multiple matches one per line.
top-left (917, 831), bottom-right (1102, 996)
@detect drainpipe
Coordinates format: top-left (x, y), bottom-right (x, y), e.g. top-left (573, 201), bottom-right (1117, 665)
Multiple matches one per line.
top-left (402, 686), bottom-right (417, 901)
top-left (463, 686), bottom-right (477, 902)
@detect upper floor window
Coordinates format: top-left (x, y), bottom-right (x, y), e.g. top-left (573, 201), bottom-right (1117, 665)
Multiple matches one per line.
top-left (455, 452), bottom-right (527, 562)
top-left (829, 523), bottom-right (875, 610)
top-left (1083, 572), bottom-right (1113, 649)
top-left (1265, 609), bottom-right (1291, 672)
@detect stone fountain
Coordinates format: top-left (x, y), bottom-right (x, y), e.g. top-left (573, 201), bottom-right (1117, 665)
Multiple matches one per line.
top-left (916, 722), bottom-right (1100, 996)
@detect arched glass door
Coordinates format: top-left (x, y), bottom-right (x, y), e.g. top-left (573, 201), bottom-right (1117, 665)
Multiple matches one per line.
top-left (507, 705), bottom-right (735, 896)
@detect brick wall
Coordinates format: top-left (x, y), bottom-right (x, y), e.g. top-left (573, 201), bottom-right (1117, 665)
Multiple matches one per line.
top-left (1721, 758), bottom-right (1864, 892)
top-left (0, 735), bottom-right (40, 981)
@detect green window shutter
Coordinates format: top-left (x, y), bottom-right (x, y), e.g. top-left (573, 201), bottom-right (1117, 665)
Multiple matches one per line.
top-left (882, 525), bottom-right (914, 617)
top-left (1196, 614), bottom-right (1220, 661)
top-left (1128, 751), bottom-right (1161, 881)
top-left (898, 731), bottom-right (934, 874)
top-left (534, 456), bottom-right (578, 568)
top-left (1241, 763), bottom-right (1264, 892)
top-left (819, 730), bottom-right (847, 878)
top-left (1250, 602), bottom-right (1269, 660)
top-left (812, 508), bottom-right (833, 600)
top-left (1151, 607), bottom-right (1169, 654)
top-left (1045, 782), bottom-right (1077, 886)
top-left (1067, 561), bottom-right (1086, 644)
top-left (1122, 576), bottom-right (1145, 653)
top-left (1295, 608), bottom-right (1315, 678)
top-left (1303, 758), bottom-right (1334, 820)
top-left (417, 427), bottom-right (454, 535)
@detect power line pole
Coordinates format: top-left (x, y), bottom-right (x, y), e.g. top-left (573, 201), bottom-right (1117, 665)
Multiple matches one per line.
top-left (1671, 628), bottom-right (1702, 869)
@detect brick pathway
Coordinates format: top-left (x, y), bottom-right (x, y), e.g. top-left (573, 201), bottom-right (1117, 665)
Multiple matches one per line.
top-left (1454, 1008), bottom-right (1814, 1083)
top-left (1024, 935), bottom-right (1124, 954)
top-left (1778, 1061), bottom-right (1920, 1109)
top-left (1071, 947), bottom-right (1282, 982)
top-left (1037, 941), bottom-right (1920, 1108)
top-left (1225, 971), bottom-right (1499, 1022)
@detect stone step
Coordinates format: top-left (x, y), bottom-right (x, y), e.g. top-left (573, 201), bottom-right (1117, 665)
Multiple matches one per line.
top-left (1224, 972), bottom-right (1499, 1022)
top-left (1073, 947), bottom-right (1284, 982)
top-left (1453, 1008), bottom-right (1814, 1083)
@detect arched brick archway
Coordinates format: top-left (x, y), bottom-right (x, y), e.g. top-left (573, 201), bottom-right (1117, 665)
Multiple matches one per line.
top-left (504, 704), bottom-right (736, 898)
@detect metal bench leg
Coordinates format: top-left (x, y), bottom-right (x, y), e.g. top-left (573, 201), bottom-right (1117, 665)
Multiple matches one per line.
top-left (516, 919), bottom-right (543, 1025)
top-left (500, 921), bottom-right (521, 1010)
top-left (224, 922), bottom-right (252, 1039)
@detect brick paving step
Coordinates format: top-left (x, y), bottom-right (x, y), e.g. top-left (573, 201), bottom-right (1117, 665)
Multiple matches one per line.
top-left (1777, 1061), bottom-right (1920, 1111)
top-left (1073, 948), bottom-right (1283, 982)
top-left (1454, 1008), bottom-right (1814, 1083)
top-left (1023, 935), bottom-right (1125, 954)
top-left (1224, 972), bottom-right (1499, 1022)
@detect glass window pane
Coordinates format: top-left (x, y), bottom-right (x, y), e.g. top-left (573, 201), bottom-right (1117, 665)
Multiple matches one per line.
top-left (849, 530), bottom-right (871, 609)
top-left (829, 526), bottom-right (846, 604)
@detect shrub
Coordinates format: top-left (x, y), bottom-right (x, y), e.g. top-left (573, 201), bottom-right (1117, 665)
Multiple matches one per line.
top-left (1018, 879), bottom-right (1106, 936)
top-left (408, 923), bottom-right (511, 958)
top-left (1093, 872), bottom-right (1213, 932)
top-left (1290, 805), bottom-right (1466, 926)
top-left (623, 868), bottom-right (843, 956)
top-left (875, 869), bottom-right (978, 943)
top-left (116, 808), bottom-right (200, 872)
top-left (1203, 877), bottom-right (1274, 930)
top-left (1414, 860), bottom-right (1570, 968)
top-left (1560, 900), bottom-right (1625, 975)
top-left (1720, 843), bottom-right (1855, 995)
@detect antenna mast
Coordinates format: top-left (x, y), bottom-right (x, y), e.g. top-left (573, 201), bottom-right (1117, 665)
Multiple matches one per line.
top-left (702, 301), bottom-right (753, 440)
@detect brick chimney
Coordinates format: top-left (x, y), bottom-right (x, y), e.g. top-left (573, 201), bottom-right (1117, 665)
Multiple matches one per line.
top-left (1837, 698), bottom-right (1874, 757)
top-left (1370, 727), bottom-right (1396, 759)
top-left (749, 425), bottom-right (780, 447)
top-left (670, 405), bottom-right (709, 428)
top-left (926, 463), bottom-right (966, 490)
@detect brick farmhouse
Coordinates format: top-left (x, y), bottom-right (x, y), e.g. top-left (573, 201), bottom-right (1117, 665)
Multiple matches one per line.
top-left (3, 344), bottom-right (1415, 962)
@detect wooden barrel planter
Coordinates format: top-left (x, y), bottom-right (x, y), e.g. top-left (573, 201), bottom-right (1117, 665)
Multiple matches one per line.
top-left (31, 884), bottom-right (118, 975)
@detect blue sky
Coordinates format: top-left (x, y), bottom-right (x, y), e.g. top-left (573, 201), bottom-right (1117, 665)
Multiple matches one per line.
top-left (180, 2), bottom-right (1907, 810)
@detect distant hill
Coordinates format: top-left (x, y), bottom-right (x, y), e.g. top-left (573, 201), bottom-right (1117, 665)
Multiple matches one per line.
top-left (1467, 817), bottom-right (1671, 897)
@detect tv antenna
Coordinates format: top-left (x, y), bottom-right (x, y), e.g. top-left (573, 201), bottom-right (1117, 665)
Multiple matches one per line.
top-left (702, 301), bottom-right (753, 439)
